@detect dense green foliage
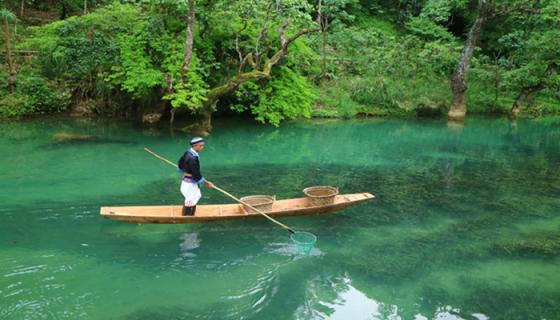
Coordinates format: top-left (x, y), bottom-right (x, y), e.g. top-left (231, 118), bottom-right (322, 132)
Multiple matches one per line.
top-left (233, 67), bottom-right (316, 125)
top-left (0, 0), bottom-right (559, 124)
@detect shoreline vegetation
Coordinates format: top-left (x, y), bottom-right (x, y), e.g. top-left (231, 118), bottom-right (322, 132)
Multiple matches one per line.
top-left (0, 1), bottom-right (558, 132)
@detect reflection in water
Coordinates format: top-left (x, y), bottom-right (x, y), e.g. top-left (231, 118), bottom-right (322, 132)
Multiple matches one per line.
top-left (446, 120), bottom-right (465, 133)
top-left (425, 306), bottom-right (489, 320)
top-left (295, 275), bottom-right (400, 319)
top-left (319, 284), bottom-right (398, 319)
top-left (295, 274), bottom-right (492, 320)
top-left (443, 120), bottom-right (464, 192)
top-left (179, 232), bottom-right (200, 258)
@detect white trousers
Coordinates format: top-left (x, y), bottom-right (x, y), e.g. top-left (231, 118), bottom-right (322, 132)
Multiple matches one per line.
top-left (180, 180), bottom-right (201, 206)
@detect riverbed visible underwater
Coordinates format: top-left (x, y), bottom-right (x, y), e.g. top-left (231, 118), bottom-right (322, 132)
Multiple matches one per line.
top-left (1, 116), bottom-right (559, 319)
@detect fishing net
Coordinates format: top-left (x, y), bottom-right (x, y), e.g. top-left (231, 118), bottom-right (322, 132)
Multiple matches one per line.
top-left (291, 231), bottom-right (317, 255)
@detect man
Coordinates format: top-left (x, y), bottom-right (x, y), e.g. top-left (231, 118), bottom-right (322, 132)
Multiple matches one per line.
top-left (178, 137), bottom-right (214, 216)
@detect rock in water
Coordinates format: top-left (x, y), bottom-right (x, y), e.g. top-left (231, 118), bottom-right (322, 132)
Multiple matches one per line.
top-left (52, 132), bottom-right (95, 144)
top-left (142, 113), bottom-right (162, 125)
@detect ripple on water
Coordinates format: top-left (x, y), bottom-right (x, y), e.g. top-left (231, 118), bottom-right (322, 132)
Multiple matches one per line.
top-left (220, 263), bottom-right (281, 318)
top-left (0, 250), bottom-right (92, 320)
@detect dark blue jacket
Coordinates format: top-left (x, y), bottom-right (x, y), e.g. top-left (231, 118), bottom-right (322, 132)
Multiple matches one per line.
top-left (179, 150), bottom-right (205, 184)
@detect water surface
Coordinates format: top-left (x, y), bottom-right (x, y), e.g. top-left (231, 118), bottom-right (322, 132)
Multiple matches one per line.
top-left (1, 116), bottom-right (559, 319)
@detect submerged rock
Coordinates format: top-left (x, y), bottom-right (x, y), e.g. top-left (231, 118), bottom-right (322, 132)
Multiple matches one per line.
top-left (52, 132), bottom-right (132, 145)
top-left (52, 132), bottom-right (95, 143)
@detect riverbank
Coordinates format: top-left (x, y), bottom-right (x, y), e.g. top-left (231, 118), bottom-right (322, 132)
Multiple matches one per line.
top-left (2, 1), bottom-right (558, 127)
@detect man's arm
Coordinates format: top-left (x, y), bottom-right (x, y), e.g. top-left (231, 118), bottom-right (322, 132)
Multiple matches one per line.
top-left (189, 158), bottom-right (213, 188)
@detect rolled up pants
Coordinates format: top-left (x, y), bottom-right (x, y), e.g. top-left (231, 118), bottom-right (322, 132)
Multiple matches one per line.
top-left (180, 179), bottom-right (201, 207)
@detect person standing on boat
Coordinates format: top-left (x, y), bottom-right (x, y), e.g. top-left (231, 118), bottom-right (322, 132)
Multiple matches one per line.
top-left (178, 137), bottom-right (214, 216)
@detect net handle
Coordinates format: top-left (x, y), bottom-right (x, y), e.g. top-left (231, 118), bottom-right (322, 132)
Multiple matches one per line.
top-left (212, 186), bottom-right (296, 234)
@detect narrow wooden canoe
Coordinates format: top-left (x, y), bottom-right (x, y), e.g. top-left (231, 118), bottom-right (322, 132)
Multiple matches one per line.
top-left (100, 192), bottom-right (374, 224)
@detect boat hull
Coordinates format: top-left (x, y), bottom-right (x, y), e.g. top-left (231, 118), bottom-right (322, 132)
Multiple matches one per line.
top-left (100, 193), bottom-right (374, 224)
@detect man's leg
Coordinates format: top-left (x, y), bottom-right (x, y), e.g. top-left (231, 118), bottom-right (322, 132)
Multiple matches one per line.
top-left (180, 181), bottom-right (201, 216)
top-left (182, 206), bottom-right (195, 216)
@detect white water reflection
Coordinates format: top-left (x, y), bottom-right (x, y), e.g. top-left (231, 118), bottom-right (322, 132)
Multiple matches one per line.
top-left (320, 284), bottom-right (400, 320)
top-left (296, 275), bottom-right (490, 320)
top-left (295, 275), bottom-right (400, 319)
top-left (179, 232), bottom-right (200, 258)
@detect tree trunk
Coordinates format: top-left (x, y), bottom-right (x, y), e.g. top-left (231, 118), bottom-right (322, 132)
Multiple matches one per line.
top-left (170, 0), bottom-right (195, 128)
top-left (20, 0), bottom-right (24, 17)
top-left (188, 70), bottom-right (268, 132)
top-left (3, 20), bottom-right (16, 93)
top-left (509, 84), bottom-right (545, 119)
top-left (321, 27), bottom-right (327, 82)
top-left (509, 93), bottom-right (524, 119)
top-left (60, 2), bottom-right (67, 20)
top-left (180, 0), bottom-right (195, 82)
top-left (448, 0), bottom-right (490, 121)
top-left (83, 0), bottom-right (88, 15)
top-left (169, 0), bottom-right (195, 127)
top-left (199, 109), bottom-right (212, 133)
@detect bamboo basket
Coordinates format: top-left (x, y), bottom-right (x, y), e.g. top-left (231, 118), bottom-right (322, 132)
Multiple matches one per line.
top-left (303, 186), bottom-right (339, 206)
top-left (240, 195), bottom-right (275, 214)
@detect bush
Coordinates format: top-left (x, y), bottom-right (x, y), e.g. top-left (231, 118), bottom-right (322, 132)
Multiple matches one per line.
top-left (20, 72), bottom-right (66, 113)
top-left (0, 92), bottom-right (34, 118)
top-left (0, 70), bottom-right (68, 118)
top-left (233, 67), bottom-right (317, 126)
top-left (315, 82), bottom-right (365, 118)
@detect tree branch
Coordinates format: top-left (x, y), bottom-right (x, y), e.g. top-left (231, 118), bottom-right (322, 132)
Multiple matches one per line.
top-left (235, 20), bottom-right (248, 74)
top-left (316, 0), bottom-right (323, 26)
top-left (255, 2), bottom-right (274, 67)
top-left (278, 19), bottom-right (291, 48)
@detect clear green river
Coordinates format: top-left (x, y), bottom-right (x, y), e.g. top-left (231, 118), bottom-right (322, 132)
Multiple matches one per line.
top-left (1, 116), bottom-right (559, 320)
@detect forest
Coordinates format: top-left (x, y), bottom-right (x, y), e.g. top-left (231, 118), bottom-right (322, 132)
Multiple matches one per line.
top-left (1, 0), bottom-right (559, 132)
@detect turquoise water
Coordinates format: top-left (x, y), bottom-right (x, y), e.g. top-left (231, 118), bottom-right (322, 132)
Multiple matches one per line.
top-left (1, 116), bottom-right (559, 319)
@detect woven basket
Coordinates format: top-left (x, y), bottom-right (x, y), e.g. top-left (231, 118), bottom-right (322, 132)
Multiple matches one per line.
top-left (303, 186), bottom-right (339, 206)
top-left (240, 195), bottom-right (275, 214)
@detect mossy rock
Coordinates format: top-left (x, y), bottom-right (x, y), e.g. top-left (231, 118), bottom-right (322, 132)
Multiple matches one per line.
top-left (52, 132), bottom-right (95, 143)
top-left (142, 113), bottom-right (162, 125)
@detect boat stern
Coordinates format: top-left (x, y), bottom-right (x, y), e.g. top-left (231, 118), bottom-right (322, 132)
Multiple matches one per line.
top-left (99, 206), bottom-right (111, 217)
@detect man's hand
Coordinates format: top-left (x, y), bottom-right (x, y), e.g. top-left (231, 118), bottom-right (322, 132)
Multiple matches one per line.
top-left (205, 180), bottom-right (215, 189)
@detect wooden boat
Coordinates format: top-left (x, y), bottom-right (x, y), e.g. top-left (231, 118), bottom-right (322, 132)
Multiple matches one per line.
top-left (100, 192), bottom-right (374, 224)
